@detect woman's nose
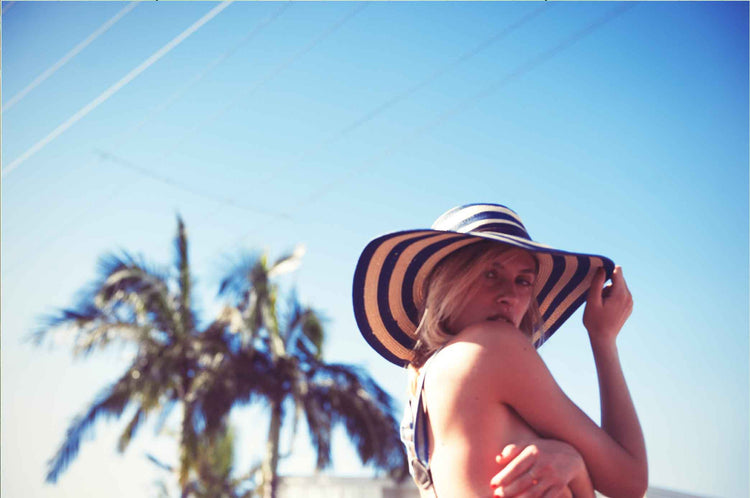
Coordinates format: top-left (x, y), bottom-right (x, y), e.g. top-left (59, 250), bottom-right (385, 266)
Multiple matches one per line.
top-left (495, 279), bottom-right (517, 301)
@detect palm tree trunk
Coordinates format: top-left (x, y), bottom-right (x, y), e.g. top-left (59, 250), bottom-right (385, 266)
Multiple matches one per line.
top-left (261, 399), bottom-right (283, 498)
top-left (180, 401), bottom-right (196, 498)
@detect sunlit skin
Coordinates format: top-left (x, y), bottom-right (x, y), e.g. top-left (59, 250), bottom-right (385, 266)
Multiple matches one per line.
top-left (417, 261), bottom-right (645, 498)
top-left (422, 249), bottom-right (578, 497)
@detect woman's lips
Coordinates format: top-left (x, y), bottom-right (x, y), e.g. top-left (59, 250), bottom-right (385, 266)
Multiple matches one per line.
top-left (486, 314), bottom-right (512, 324)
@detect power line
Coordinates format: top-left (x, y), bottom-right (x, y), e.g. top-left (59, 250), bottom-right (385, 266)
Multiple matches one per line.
top-left (2, 1), bottom-right (234, 179)
top-left (88, 2), bottom-right (535, 242)
top-left (299, 3), bottom-right (637, 207)
top-left (108, 1), bottom-right (293, 151)
top-left (252, 3), bottom-right (552, 191)
top-left (157, 2), bottom-right (369, 161)
top-left (0, 156), bottom-right (137, 283)
top-left (94, 149), bottom-right (291, 220)
top-left (3, 2), bottom-right (352, 280)
top-left (233, 3), bottom-right (637, 246)
top-left (95, 3), bottom-right (552, 250)
top-left (2, 2), bottom-right (139, 113)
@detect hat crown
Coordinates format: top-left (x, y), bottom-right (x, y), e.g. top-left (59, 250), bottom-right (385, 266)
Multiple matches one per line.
top-left (431, 203), bottom-right (532, 240)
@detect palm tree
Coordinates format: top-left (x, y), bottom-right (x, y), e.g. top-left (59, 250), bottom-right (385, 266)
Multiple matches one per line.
top-left (217, 251), bottom-right (408, 498)
top-left (33, 219), bottom-right (407, 498)
top-left (149, 424), bottom-right (260, 498)
top-left (33, 217), bottom-right (235, 494)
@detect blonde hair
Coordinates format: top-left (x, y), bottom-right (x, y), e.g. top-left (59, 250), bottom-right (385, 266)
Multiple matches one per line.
top-left (409, 240), bottom-right (542, 369)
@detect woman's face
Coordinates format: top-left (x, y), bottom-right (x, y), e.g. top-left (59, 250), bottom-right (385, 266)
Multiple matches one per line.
top-left (449, 248), bottom-right (537, 333)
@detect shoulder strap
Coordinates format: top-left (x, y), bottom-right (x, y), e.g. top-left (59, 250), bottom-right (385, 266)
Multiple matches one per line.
top-left (413, 356), bottom-right (433, 464)
top-left (411, 350), bottom-right (442, 497)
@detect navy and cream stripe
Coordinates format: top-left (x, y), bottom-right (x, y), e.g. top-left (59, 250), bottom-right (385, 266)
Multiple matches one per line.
top-left (352, 203), bottom-right (614, 367)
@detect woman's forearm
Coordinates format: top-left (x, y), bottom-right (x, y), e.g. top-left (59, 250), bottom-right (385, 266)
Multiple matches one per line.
top-left (590, 338), bottom-right (648, 497)
top-left (579, 266), bottom-right (647, 497)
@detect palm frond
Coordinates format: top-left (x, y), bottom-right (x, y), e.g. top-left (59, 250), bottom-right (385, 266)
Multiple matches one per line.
top-left (146, 453), bottom-right (176, 473)
top-left (301, 390), bottom-right (333, 469)
top-left (45, 374), bottom-right (134, 482)
top-left (34, 301), bottom-right (158, 357)
top-left (96, 252), bottom-right (179, 335)
top-left (303, 362), bottom-right (408, 477)
top-left (74, 323), bottom-right (155, 356)
top-left (280, 291), bottom-right (325, 360)
top-left (118, 407), bottom-right (146, 452)
top-left (191, 349), bottom-right (275, 436)
top-left (217, 251), bottom-right (262, 301)
top-left (155, 399), bottom-right (178, 435)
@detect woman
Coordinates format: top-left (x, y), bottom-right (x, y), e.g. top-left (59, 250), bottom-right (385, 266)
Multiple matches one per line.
top-left (352, 204), bottom-right (647, 497)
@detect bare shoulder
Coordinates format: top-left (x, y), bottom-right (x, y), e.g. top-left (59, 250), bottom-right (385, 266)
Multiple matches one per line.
top-left (456, 321), bottom-right (536, 351)
top-left (429, 323), bottom-right (538, 385)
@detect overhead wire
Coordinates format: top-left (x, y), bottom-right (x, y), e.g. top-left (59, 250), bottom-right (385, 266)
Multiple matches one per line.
top-left (297, 3), bottom-right (637, 207)
top-left (2, 1), bottom-right (234, 179)
top-left (251, 2), bottom-right (551, 190)
top-left (86, 2), bottom-right (367, 229)
top-left (1, 2), bottom-right (349, 279)
top-left (94, 149), bottom-right (291, 219)
top-left (108, 0), bottom-right (293, 150)
top-left (88, 0), bottom-right (362, 226)
top-left (2, 2), bottom-right (139, 113)
top-left (5, 3), bottom-right (632, 277)
top-left (0, 154), bottom-right (137, 283)
top-left (97, 2), bottom-right (544, 226)
top-left (230, 3), bottom-right (637, 247)
top-left (296, 3), bottom-right (637, 207)
top-left (156, 1), bottom-right (369, 161)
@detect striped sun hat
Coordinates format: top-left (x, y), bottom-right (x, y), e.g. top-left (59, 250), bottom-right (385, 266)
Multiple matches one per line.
top-left (352, 203), bottom-right (615, 367)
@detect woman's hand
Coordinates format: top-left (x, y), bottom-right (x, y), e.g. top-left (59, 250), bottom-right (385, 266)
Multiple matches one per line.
top-left (489, 439), bottom-right (593, 497)
top-left (583, 266), bottom-right (633, 344)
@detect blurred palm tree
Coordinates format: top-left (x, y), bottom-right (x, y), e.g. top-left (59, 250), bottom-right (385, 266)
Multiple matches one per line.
top-left (32, 217), bottom-right (246, 495)
top-left (33, 218), bottom-right (407, 498)
top-left (216, 250), bottom-right (408, 498)
top-left (149, 424), bottom-right (259, 498)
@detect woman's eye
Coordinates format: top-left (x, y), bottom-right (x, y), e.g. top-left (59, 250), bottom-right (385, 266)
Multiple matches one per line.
top-left (484, 270), bottom-right (497, 279)
top-left (517, 278), bottom-right (533, 287)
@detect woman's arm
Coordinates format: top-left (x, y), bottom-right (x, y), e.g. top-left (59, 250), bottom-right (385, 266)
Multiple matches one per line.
top-left (583, 266), bottom-right (647, 482)
top-left (452, 267), bottom-right (647, 498)
top-left (490, 440), bottom-right (594, 498)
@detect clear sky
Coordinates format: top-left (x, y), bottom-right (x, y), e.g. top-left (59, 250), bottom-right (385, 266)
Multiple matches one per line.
top-left (2, 2), bottom-right (748, 497)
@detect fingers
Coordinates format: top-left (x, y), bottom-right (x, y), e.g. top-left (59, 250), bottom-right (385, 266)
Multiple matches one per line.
top-left (491, 445), bottom-right (537, 487)
top-left (493, 480), bottom-right (572, 498)
top-left (609, 266), bottom-right (624, 294)
top-left (586, 266), bottom-right (606, 306)
top-left (492, 471), bottom-right (541, 497)
top-left (495, 444), bottom-right (523, 467)
top-left (608, 267), bottom-right (633, 313)
top-left (611, 265), bottom-right (623, 285)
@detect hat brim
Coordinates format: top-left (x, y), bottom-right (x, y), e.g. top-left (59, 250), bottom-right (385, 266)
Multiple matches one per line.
top-left (352, 229), bottom-right (614, 367)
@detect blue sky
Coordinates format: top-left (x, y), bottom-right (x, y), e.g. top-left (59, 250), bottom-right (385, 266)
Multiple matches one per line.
top-left (2, 2), bottom-right (748, 497)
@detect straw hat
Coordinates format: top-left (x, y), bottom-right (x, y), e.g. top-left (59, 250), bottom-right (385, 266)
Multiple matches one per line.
top-left (352, 203), bottom-right (614, 366)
